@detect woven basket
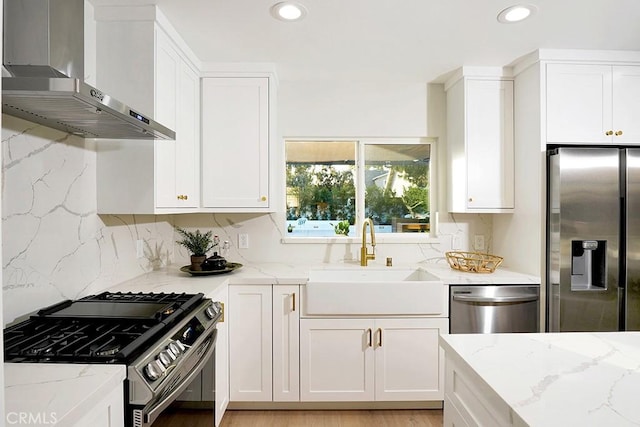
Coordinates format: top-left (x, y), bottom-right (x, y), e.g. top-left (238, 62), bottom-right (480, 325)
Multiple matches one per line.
top-left (445, 251), bottom-right (503, 273)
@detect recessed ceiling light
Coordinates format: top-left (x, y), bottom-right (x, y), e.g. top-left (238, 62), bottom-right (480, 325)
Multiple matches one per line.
top-left (497, 4), bottom-right (537, 23)
top-left (270, 2), bottom-right (307, 22)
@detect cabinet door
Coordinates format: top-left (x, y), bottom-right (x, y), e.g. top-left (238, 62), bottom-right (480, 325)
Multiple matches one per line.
top-left (201, 77), bottom-right (270, 209)
top-left (374, 318), bottom-right (448, 401)
top-left (155, 29), bottom-right (199, 209)
top-left (174, 62), bottom-right (200, 207)
top-left (546, 63), bottom-right (613, 144)
top-left (213, 286), bottom-right (229, 426)
top-left (229, 285), bottom-right (272, 401)
top-left (300, 318), bottom-right (374, 401)
top-left (466, 79), bottom-right (514, 210)
top-left (154, 29), bottom-right (180, 208)
top-left (72, 385), bottom-right (124, 427)
top-left (273, 285), bottom-right (300, 402)
top-left (613, 65), bottom-right (640, 144)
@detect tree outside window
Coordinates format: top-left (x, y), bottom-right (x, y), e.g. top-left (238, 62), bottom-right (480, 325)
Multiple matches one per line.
top-left (286, 140), bottom-right (431, 237)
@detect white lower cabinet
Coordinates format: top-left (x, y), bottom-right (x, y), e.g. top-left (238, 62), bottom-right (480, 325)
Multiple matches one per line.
top-left (300, 317), bottom-right (448, 402)
top-left (443, 351), bottom-right (521, 427)
top-left (300, 318), bottom-right (374, 401)
top-left (228, 284), bottom-right (301, 403)
top-left (229, 285), bottom-right (273, 401)
top-left (272, 285), bottom-right (301, 402)
top-left (72, 384), bottom-right (124, 427)
top-left (213, 286), bottom-right (229, 426)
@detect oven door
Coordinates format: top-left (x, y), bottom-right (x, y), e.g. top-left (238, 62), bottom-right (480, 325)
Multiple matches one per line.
top-left (130, 329), bottom-right (217, 427)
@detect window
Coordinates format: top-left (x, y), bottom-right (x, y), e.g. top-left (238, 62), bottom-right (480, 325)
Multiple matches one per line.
top-left (285, 139), bottom-right (431, 237)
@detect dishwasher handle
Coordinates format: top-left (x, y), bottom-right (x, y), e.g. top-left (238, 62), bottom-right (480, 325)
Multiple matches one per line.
top-left (452, 294), bottom-right (538, 303)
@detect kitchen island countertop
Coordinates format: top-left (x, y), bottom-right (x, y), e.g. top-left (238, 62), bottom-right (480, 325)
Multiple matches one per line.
top-left (440, 332), bottom-right (640, 426)
top-left (5, 363), bottom-right (126, 426)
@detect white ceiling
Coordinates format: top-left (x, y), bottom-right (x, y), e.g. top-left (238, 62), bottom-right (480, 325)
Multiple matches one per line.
top-left (91, 0), bottom-right (640, 82)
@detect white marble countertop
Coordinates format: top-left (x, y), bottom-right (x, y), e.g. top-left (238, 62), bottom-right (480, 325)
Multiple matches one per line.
top-left (106, 261), bottom-right (540, 295)
top-left (440, 332), bottom-right (640, 426)
top-left (4, 363), bottom-right (126, 426)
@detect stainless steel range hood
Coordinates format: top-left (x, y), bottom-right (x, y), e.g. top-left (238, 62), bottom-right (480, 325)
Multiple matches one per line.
top-left (2, 0), bottom-right (176, 140)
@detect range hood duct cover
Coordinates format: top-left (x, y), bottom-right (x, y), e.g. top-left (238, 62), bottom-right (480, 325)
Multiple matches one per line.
top-left (2, 0), bottom-right (175, 140)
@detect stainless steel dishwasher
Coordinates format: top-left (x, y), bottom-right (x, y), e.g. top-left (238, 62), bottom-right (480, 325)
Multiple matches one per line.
top-left (449, 285), bottom-right (540, 333)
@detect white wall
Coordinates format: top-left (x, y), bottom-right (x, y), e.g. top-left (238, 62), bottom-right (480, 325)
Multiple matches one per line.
top-left (1, 116), bottom-right (176, 325)
top-left (279, 81), bottom-right (428, 137)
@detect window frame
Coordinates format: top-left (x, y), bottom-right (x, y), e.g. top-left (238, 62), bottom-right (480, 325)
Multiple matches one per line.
top-left (282, 137), bottom-right (438, 244)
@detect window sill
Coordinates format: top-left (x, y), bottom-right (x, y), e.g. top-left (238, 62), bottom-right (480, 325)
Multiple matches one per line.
top-left (281, 234), bottom-right (441, 244)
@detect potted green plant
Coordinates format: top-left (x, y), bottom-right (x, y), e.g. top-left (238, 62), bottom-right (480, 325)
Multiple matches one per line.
top-left (332, 220), bottom-right (351, 236)
top-left (175, 227), bottom-right (215, 271)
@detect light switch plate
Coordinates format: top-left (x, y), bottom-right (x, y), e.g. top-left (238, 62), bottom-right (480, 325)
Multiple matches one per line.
top-left (238, 234), bottom-right (249, 249)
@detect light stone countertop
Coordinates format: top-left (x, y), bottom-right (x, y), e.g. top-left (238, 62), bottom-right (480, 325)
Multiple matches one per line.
top-left (4, 363), bottom-right (126, 427)
top-left (106, 260), bottom-right (540, 295)
top-left (439, 332), bottom-right (640, 427)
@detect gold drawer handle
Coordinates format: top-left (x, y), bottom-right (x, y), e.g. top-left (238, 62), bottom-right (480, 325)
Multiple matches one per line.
top-left (177, 194), bottom-right (189, 200)
top-left (367, 328), bottom-right (372, 347)
top-left (261, 196), bottom-right (267, 202)
top-left (292, 293), bottom-right (296, 312)
top-left (615, 130), bottom-right (623, 136)
top-left (606, 130), bottom-right (614, 136)
top-left (377, 328), bottom-right (383, 347)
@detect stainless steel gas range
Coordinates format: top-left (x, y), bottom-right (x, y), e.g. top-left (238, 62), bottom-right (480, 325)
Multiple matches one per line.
top-left (3, 292), bottom-right (223, 427)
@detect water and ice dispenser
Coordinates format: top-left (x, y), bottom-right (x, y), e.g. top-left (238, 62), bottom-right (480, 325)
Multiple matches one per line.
top-left (571, 240), bottom-right (607, 290)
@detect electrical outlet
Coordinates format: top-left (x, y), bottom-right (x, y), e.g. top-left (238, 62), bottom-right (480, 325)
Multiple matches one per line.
top-left (474, 235), bottom-right (485, 251)
top-left (238, 234), bottom-right (249, 249)
top-left (136, 239), bottom-right (144, 258)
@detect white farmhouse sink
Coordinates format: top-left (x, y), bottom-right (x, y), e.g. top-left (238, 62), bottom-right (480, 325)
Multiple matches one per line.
top-left (304, 267), bottom-right (445, 316)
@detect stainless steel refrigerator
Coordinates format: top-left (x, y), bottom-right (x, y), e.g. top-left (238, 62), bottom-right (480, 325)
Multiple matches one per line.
top-left (547, 147), bottom-right (640, 332)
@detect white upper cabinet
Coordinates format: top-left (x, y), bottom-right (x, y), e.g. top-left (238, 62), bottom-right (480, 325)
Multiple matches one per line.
top-left (446, 73), bottom-right (515, 213)
top-left (546, 64), bottom-right (640, 144)
top-left (95, 7), bottom-right (200, 214)
top-left (200, 77), bottom-right (272, 211)
top-left (154, 29), bottom-right (200, 209)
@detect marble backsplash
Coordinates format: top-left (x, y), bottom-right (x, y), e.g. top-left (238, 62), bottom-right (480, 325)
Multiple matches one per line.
top-left (2, 114), bottom-right (491, 325)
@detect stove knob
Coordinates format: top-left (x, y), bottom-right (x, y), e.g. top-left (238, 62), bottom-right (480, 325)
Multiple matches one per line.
top-left (205, 306), bottom-right (217, 319)
top-left (175, 340), bottom-right (187, 352)
top-left (164, 348), bottom-right (178, 362)
top-left (168, 342), bottom-right (182, 357)
top-left (158, 351), bottom-right (173, 368)
top-left (144, 361), bottom-right (163, 381)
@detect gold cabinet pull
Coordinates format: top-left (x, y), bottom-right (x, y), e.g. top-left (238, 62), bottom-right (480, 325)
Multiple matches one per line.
top-left (176, 194), bottom-right (189, 200)
top-left (292, 292), bottom-right (296, 312)
top-left (468, 197), bottom-right (473, 202)
top-left (606, 130), bottom-right (614, 136)
top-left (615, 130), bottom-right (624, 136)
top-left (367, 328), bottom-right (372, 347)
top-left (377, 328), bottom-right (383, 347)
top-left (261, 196), bottom-right (267, 202)
top-left (219, 302), bottom-right (225, 323)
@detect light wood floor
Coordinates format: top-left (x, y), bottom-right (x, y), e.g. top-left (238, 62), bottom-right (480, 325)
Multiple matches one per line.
top-left (153, 408), bottom-right (444, 427)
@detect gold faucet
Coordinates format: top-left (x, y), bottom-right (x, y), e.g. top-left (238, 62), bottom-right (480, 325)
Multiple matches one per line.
top-left (361, 218), bottom-right (376, 266)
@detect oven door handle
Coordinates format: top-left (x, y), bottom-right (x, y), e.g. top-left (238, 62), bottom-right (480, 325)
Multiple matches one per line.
top-left (144, 329), bottom-right (217, 426)
top-left (452, 294), bottom-right (538, 303)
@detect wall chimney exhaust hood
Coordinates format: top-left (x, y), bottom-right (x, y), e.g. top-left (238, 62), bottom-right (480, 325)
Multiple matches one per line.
top-left (2, 0), bottom-right (176, 140)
